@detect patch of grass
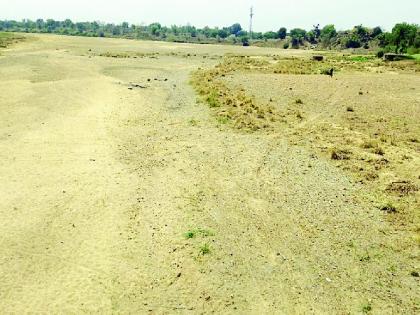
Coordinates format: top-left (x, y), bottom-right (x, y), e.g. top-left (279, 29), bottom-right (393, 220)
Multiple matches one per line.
top-left (98, 51), bottom-right (159, 59)
top-left (184, 231), bottom-right (196, 239)
top-left (373, 146), bottom-right (385, 156)
top-left (188, 119), bottom-right (199, 126)
top-left (362, 303), bottom-right (372, 313)
top-left (386, 181), bottom-right (418, 196)
top-left (295, 98), bottom-right (303, 104)
top-left (184, 228), bottom-right (214, 239)
top-left (348, 55), bottom-right (375, 62)
top-left (0, 32), bottom-right (25, 48)
top-left (205, 90), bottom-right (221, 108)
top-left (361, 140), bottom-right (377, 149)
top-left (199, 243), bottom-right (211, 255)
top-left (331, 148), bottom-right (351, 160)
top-left (359, 252), bottom-right (371, 262)
top-left (217, 115), bottom-right (230, 124)
top-left (190, 62), bottom-right (276, 131)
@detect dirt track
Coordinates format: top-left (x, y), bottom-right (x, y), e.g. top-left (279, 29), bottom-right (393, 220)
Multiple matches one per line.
top-left (0, 34), bottom-right (418, 313)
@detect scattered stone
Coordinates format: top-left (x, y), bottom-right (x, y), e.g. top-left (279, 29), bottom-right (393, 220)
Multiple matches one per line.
top-left (380, 203), bottom-right (397, 213)
top-left (313, 55), bottom-right (324, 61)
top-left (128, 83), bottom-right (147, 89)
top-left (383, 53), bottom-right (412, 61)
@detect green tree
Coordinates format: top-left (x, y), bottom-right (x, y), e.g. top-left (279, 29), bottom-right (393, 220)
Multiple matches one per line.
top-left (320, 24), bottom-right (337, 47)
top-left (290, 28), bottom-right (306, 47)
top-left (277, 27), bottom-right (287, 39)
top-left (263, 31), bottom-right (277, 40)
top-left (307, 31), bottom-right (316, 44)
top-left (229, 23), bottom-right (242, 36)
top-left (371, 26), bottom-right (383, 38)
top-left (391, 23), bottom-right (417, 53)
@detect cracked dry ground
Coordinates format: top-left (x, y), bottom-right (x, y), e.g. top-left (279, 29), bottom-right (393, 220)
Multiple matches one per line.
top-left (0, 34), bottom-right (418, 314)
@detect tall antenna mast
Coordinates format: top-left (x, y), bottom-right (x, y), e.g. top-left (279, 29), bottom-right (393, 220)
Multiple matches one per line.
top-left (249, 6), bottom-right (254, 40)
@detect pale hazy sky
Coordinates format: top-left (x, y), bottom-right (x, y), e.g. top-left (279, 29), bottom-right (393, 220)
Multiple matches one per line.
top-left (1, 0), bottom-right (419, 31)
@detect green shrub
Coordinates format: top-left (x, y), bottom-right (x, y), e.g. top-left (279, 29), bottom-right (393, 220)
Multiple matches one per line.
top-left (205, 90), bottom-right (220, 108)
top-left (407, 47), bottom-right (420, 55)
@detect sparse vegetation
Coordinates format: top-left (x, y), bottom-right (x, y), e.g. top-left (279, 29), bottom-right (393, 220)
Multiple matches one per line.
top-left (0, 32), bottom-right (25, 48)
top-left (1, 20), bottom-right (419, 313)
top-left (331, 149), bottom-right (351, 160)
top-left (199, 243), bottom-right (211, 255)
top-left (362, 303), bottom-right (372, 313)
top-left (184, 228), bottom-right (214, 239)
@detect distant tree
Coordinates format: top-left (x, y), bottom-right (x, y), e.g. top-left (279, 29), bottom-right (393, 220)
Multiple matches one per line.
top-left (371, 26), bottom-right (383, 38)
top-left (343, 34), bottom-right (361, 48)
top-left (217, 28), bottom-right (229, 39)
top-left (263, 31), bottom-right (277, 40)
top-left (354, 25), bottom-right (370, 43)
top-left (391, 23), bottom-right (417, 53)
top-left (253, 32), bottom-right (264, 40)
top-left (229, 23), bottom-right (242, 36)
top-left (46, 19), bottom-right (57, 33)
top-left (415, 28), bottom-right (420, 48)
top-left (290, 28), bottom-right (306, 47)
top-left (241, 36), bottom-right (250, 46)
top-left (306, 31), bottom-right (316, 44)
top-left (121, 22), bottom-right (129, 34)
top-left (0, 18), bottom-right (416, 51)
top-left (149, 23), bottom-right (161, 37)
top-left (320, 24), bottom-right (337, 47)
top-left (63, 19), bottom-right (73, 29)
top-left (277, 27), bottom-right (287, 39)
top-left (112, 25), bottom-right (121, 36)
top-left (236, 30), bottom-right (247, 37)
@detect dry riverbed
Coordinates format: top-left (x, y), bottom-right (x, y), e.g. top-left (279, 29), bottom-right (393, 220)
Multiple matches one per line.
top-left (0, 33), bottom-right (419, 314)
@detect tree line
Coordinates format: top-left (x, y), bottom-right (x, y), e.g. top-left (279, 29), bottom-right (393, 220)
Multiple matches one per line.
top-left (0, 19), bottom-right (418, 54)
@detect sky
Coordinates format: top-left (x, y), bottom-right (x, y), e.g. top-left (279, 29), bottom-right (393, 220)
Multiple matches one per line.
top-left (1, 0), bottom-right (419, 32)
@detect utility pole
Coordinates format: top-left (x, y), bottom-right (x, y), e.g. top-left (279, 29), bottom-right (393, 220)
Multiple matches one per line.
top-left (249, 6), bottom-right (254, 40)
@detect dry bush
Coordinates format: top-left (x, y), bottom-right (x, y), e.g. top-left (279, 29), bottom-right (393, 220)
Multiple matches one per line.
top-left (386, 181), bottom-right (418, 196)
top-left (331, 148), bottom-right (352, 160)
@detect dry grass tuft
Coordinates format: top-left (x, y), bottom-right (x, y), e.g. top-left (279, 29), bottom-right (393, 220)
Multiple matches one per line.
top-left (386, 181), bottom-right (418, 197)
top-left (190, 58), bottom-right (277, 131)
top-left (331, 148), bottom-right (352, 160)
